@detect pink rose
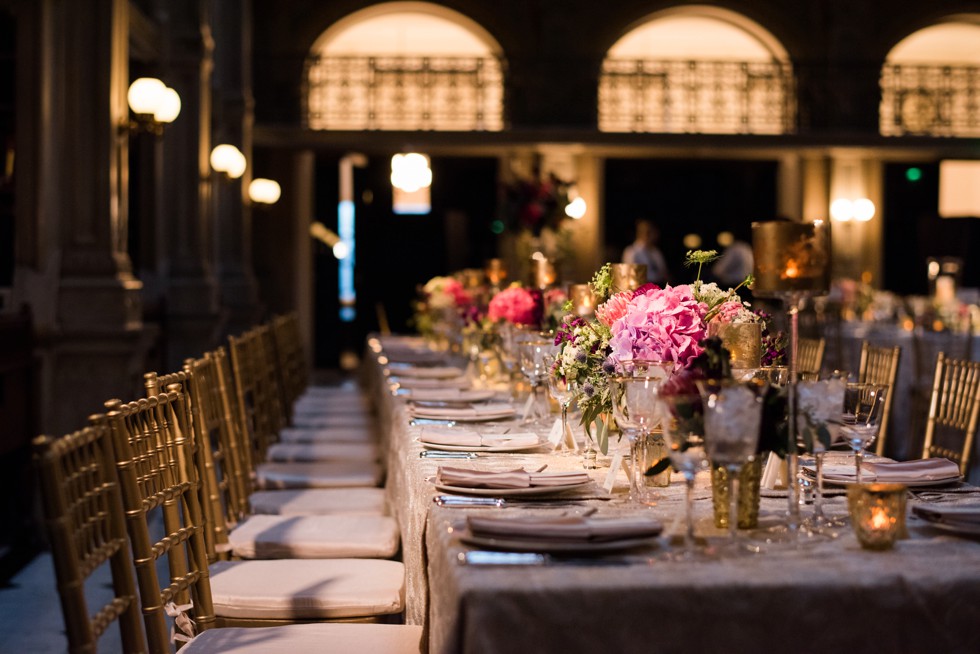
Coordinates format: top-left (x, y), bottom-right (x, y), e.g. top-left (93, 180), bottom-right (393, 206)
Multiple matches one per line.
top-left (488, 286), bottom-right (539, 326)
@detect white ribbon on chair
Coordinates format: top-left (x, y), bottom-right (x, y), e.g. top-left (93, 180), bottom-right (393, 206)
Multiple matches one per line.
top-left (165, 600), bottom-right (197, 645)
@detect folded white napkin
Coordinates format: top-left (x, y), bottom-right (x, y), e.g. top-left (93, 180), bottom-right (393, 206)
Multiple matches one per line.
top-left (436, 466), bottom-right (592, 489)
top-left (411, 403), bottom-right (514, 420)
top-left (818, 458), bottom-right (960, 484)
top-left (388, 365), bottom-right (464, 379)
top-left (420, 427), bottom-right (540, 448)
top-left (467, 515), bottom-right (662, 542)
top-left (393, 377), bottom-right (470, 390)
top-left (406, 388), bottom-right (496, 402)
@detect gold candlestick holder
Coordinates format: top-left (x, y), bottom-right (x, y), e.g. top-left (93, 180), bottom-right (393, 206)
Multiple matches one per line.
top-left (610, 263), bottom-right (647, 293)
top-left (568, 284), bottom-right (596, 317)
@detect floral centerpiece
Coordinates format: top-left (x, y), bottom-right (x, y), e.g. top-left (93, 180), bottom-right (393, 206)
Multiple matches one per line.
top-left (487, 284), bottom-right (542, 328)
top-left (551, 252), bottom-right (759, 455)
top-left (412, 275), bottom-right (473, 338)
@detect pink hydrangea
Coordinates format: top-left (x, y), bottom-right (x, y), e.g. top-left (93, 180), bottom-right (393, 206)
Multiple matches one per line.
top-left (608, 284), bottom-right (708, 369)
top-left (488, 286), bottom-right (539, 325)
top-left (711, 300), bottom-right (744, 324)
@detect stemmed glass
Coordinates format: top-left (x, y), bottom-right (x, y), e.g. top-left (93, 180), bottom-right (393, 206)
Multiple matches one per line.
top-left (796, 377), bottom-right (845, 528)
top-left (548, 374), bottom-right (579, 454)
top-left (658, 393), bottom-right (708, 556)
top-left (841, 383), bottom-right (888, 484)
top-left (518, 335), bottom-right (558, 424)
top-left (700, 383), bottom-right (764, 552)
top-left (610, 375), bottom-right (663, 505)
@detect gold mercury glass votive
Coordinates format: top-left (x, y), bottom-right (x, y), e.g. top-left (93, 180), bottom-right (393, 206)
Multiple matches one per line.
top-left (531, 257), bottom-right (557, 290)
top-left (707, 321), bottom-right (762, 368)
top-left (568, 284), bottom-right (596, 317)
top-left (847, 483), bottom-right (908, 550)
top-left (610, 263), bottom-right (647, 293)
top-left (751, 220), bottom-right (831, 295)
top-left (485, 258), bottom-right (507, 288)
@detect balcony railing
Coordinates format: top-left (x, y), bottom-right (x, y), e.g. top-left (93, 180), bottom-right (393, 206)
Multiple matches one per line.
top-left (599, 59), bottom-right (796, 135)
top-left (880, 63), bottom-right (980, 137)
top-left (305, 55), bottom-right (505, 131)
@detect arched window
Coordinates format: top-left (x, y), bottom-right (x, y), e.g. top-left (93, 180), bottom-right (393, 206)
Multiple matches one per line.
top-left (305, 2), bottom-right (504, 131)
top-left (880, 18), bottom-right (980, 137)
top-left (599, 7), bottom-right (794, 134)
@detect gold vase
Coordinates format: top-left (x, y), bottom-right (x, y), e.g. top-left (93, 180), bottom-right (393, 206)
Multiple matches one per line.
top-left (711, 458), bottom-right (762, 529)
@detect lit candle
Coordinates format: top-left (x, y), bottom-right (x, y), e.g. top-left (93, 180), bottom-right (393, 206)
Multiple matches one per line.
top-left (609, 263), bottom-right (647, 293)
top-left (531, 257), bottom-right (557, 290)
top-left (485, 258), bottom-right (507, 288)
top-left (751, 220), bottom-right (831, 295)
top-left (848, 483), bottom-right (907, 550)
top-left (569, 284), bottom-right (596, 317)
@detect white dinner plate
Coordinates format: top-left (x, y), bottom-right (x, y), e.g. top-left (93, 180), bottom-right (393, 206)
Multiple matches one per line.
top-left (459, 531), bottom-right (661, 554)
top-left (410, 408), bottom-right (517, 422)
top-left (408, 389), bottom-right (498, 404)
top-left (417, 438), bottom-right (545, 453)
top-left (912, 508), bottom-right (980, 537)
top-left (430, 480), bottom-right (594, 497)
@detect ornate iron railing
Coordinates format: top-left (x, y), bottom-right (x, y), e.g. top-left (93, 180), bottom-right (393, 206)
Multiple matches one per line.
top-left (599, 59), bottom-right (795, 134)
top-left (880, 64), bottom-right (980, 137)
top-left (305, 55), bottom-right (505, 131)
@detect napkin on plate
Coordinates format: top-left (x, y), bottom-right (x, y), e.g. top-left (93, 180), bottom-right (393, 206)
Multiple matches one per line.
top-left (410, 403), bottom-right (514, 420)
top-left (406, 388), bottom-right (496, 403)
top-left (388, 365), bottom-right (464, 379)
top-left (818, 458), bottom-right (961, 484)
top-left (392, 377), bottom-right (471, 390)
top-left (467, 515), bottom-right (663, 543)
top-left (436, 466), bottom-right (591, 489)
top-left (420, 427), bottom-right (540, 448)
top-left (912, 504), bottom-right (980, 527)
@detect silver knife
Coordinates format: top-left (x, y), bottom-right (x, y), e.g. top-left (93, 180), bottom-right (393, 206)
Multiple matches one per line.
top-left (434, 495), bottom-right (504, 507)
top-left (459, 551), bottom-right (630, 566)
top-left (420, 451), bottom-right (479, 460)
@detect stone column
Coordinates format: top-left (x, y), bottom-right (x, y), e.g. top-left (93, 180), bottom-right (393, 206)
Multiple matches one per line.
top-left (43, 0), bottom-right (155, 433)
top-left (211, 0), bottom-right (260, 335)
top-left (158, 0), bottom-right (223, 369)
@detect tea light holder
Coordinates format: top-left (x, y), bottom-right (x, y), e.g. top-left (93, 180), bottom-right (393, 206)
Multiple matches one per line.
top-left (531, 256), bottom-right (557, 290)
top-left (847, 483), bottom-right (907, 550)
top-left (568, 284), bottom-right (596, 317)
top-left (610, 263), bottom-right (647, 293)
top-left (707, 321), bottom-right (762, 369)
top-left (485, 258), bottom-right (508, 290)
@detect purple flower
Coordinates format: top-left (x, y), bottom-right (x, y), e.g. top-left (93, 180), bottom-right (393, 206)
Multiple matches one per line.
top-left (601, 358), bottom-right (617, 374)
top-left (583, 381), bottom-right (595, 398)
top-left (575, 351), bottom-right (588, 364)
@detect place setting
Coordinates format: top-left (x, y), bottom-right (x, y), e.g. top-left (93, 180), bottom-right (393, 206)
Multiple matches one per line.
top-left (429, 465), bottom-right (596, 497)
top-left (399, 387), bottom-right (499, 404)
top-left (418, 426), bottom-right (546, 452)
top-left (408, 401), bottom-right (517, 422)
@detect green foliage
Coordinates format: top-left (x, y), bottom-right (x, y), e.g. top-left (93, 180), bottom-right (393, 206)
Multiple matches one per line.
top-left (589, 263), bottom-right (613, 303)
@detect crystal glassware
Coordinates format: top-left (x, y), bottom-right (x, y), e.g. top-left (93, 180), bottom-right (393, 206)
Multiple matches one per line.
top-left (518, 335), bottom-right (559, 424)
top-left (658, 393), bottom-right (708, 556)
top-left (610, 375), bottom-right (663, 504)
top-left (547, 374), bottom-right (579, 454)
top-left (700, 383), bottom-right (764, 551)
top-left (796, 378), bottom-right (845, 527)
top-left (841, 383), bottom-right (888, 484)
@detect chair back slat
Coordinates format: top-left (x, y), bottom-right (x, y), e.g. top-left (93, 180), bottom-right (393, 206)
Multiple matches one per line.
top-left (34, 425), bottom-right (147, 654)
top-left (108, 390), bottom-right (216, 654)
top-left (922, 352), bottom-right (980, 476)
top-left (858, 342), bottom-right (902, 456)
top-left (797, 337), bottom-right (825, 376)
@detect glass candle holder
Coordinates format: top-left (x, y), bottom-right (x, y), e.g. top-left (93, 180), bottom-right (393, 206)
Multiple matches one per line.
top-left (531, 257), bottom-right (557, 290)
top-left (610, 263), bottom-right (647, 293)
top-left (751, 220), bottom-right (831, 295)
top-left (569, 283), bottom-right (596, 317)
top-left (485, 258), bottom-right (508, 289)
top-left (708, 321), bottom-right (762, 368)
top-left (847, 483), bottom-right (907, 550)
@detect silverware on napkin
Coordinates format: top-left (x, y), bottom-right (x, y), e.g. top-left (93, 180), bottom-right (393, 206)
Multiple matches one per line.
top-left (419, 451), bottom-right (479, 460)
top-left (458, 551), bottom-right (630, 567)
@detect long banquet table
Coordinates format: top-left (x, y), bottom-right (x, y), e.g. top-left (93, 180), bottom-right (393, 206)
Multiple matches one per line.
top-left (364, 336), bottom-right (980, 654)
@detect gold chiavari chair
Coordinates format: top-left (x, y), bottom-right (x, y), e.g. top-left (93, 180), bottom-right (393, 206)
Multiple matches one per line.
top-left (271, 313), bottom-right (308, 420)
top-left (797, 337), bottom-right (825, 377)
top-left (212, 346), bottom-right (389, 517)
top-left (106, 387), bottom-right (411, 638)
top-left (150, 360), bottom-right (399, 561)
top-left (230, 329), bottom-right (382, 490)
top-left (33, 425), bottom-right (147, 654)
top-left (921, 353), bottom-right (980, 477)
top-left (858, 341), bottom-right (902, 456)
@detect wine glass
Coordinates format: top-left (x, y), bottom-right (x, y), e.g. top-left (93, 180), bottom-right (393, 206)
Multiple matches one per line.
top-left (518, 335), bottom-right (558, 424)
top-left (658, 393), bottom-right (708, 556)
top-left (840, 383), bottom-right (888, 484)
top-left (610, 375), bottom-right (663, 504)
top-left (548, 374), bottom-right (579, 454)
top-left (700, 383), bottom-right (764, 551)
top-left (796, 377), bottom-right (845, 527)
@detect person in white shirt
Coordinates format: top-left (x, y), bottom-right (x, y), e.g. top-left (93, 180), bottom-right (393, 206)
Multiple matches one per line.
top-left (712, 239), bottom-right (754, 287)
top-left (622, 219), bottom-right (668, 285)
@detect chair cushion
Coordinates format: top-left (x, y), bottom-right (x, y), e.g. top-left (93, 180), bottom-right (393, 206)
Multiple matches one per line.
top-left (255, 462), bottom-right (382, 489)
top-left (279, 426), bottom-right (377, 444)
top-left (249, 488), bottom-right (388, 516)
top-left (266, 442), bottom-right (379, 463)
top-left (184, 624), bottom-right (422, 654)
top-left (208, 558), bottom-right (405, 619)
top-left (228, 514), bottom-right (399, 559)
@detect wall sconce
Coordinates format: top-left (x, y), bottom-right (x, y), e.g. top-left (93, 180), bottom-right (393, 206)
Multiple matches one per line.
top-left (830, 197), bottom-right (875, 223)
top-left (391, 152), bottom-right (432, 215)
top-left (210, 144), bottom-right (246, 179)
top-left (249, 178), bottom-right (281, 205)
top-left (310, 221), bottom-right (350, 260)
top-left (127, 77), bottom-right (180, 134)
top-left (564, 195), bottom-right (587, 220)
